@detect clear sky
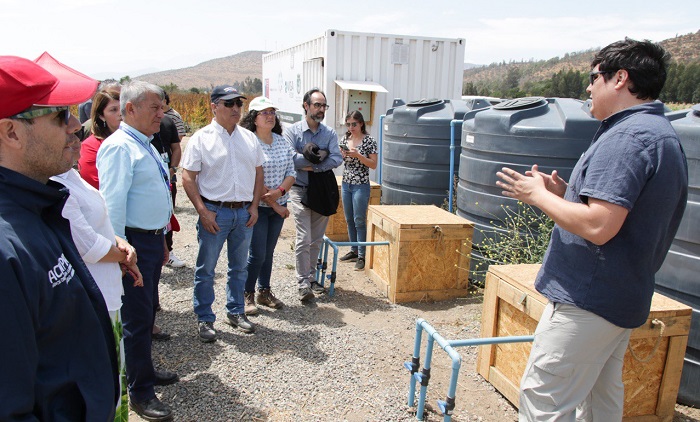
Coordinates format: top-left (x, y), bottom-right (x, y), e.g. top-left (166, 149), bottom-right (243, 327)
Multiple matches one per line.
top-left (2, 0), bottom-right (698, 80)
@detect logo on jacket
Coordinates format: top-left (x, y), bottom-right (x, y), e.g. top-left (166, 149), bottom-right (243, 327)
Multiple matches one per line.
top-left (48, 253), bottom-right (75, 288)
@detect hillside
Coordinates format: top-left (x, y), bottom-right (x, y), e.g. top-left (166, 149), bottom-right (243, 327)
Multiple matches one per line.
top-left (136, 50), bottom-right (267, 90)
top-left (463, 30), bottom-right (700, 89)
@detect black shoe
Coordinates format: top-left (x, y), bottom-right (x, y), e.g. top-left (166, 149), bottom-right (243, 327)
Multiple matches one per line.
top-left (198, 321), bottom-right (217, 343)
top-left (154, 370), bottom-right (179, 386)
top-left (129, 397), bottom-right (173, 421)
top-left (310, 281), bottom-right (326, 294)
top-left (339, 250), bottom-right (358, 262)
top-left (354, 257), bottom-right (365, 271)
top-left (225, 313), bottom-right (255, 333)
top-left (151, 330), bottom-right (171, 341)
top-left (299, 287), bottom-right (314, 302)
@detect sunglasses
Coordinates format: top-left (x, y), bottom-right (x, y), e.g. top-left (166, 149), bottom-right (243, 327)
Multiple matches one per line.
top-left (221, 98), bottom-right (244, 108)
top-left (589, 70), bottom-right (614, 86)
top-left (258, 110), bottom-right (277, 116)
top-left (310, 102), bottom-right (330, 110)
top-left (345, 122), bottom-right (359, 128)
top-left (12, 106), bottom-right (71, 125)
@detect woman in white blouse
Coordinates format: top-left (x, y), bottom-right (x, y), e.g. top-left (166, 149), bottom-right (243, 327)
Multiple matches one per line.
top-left (239, 97), bottom-right (296, 314)
top-left (51, 142), bottom-right (142, 420)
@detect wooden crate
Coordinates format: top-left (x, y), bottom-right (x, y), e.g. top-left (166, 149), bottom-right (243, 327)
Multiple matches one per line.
top-left (325, 176), bottom-right (381, 241)
top-left (366, 205), bottom-right (473, 303)
top-left (476, 264), bottom-right (691, 421)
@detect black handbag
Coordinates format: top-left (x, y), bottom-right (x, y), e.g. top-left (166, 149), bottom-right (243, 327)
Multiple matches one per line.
top-left (302, 170), bottom-right (339, 216)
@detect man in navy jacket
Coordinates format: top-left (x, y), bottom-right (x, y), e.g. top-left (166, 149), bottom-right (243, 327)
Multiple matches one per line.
top-left (0, 55), bottom-right (119, 421)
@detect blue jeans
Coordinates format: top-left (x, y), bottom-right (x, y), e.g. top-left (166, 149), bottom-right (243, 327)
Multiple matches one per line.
top-left (245, 206), bottom-right (286, 292)
top-left (341, 182), bottom-right (371, 257)
top-left (193, 203), bottom-right (253, 320)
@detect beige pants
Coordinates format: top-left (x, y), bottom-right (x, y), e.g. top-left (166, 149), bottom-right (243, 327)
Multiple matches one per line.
top-left (519, 303), bottom-right (631, 422)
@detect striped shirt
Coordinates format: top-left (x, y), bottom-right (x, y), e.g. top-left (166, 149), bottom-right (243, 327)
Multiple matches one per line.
top-left (165, 108), bottom-right (186, 138)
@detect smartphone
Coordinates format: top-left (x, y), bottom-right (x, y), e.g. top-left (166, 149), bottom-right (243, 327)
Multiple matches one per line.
top-left (340, 144), bottom-right (350, 151)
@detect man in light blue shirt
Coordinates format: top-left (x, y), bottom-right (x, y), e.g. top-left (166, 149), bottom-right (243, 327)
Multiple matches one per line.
top-left (97, 81), bottom-right (176, 422)
top-left (283, 88), bottom-right (342, 301)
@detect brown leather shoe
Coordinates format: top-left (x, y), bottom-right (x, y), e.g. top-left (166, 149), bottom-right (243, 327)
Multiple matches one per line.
top-left (244, 291), bottom-right (259, 315)
top-left (129, 397), bottom-right (173, 421)
top-left (257, 288), bottom-right (284, 309)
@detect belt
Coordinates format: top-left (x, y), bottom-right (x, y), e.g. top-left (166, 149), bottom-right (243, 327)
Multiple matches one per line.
top-left (201, 196), bottom-right (248, 209)
top-left (125, 226), bottom-right (166, 235)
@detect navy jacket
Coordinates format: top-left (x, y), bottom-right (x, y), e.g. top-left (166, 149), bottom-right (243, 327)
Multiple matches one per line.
top-left (0, 166), bottom-right (118, 421)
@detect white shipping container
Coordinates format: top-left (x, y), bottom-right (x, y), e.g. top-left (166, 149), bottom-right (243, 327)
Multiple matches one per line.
top-left (262, 29), bottom-right (465, 144)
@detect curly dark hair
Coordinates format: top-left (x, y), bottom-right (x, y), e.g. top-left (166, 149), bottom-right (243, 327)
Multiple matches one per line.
top-left (240, 110), bottom-right (282, 135)
top-left (591, 37), bottom-right (669, 100)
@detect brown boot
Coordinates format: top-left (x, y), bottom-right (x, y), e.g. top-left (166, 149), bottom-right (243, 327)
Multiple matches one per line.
top-left (244, 291), bottom-right (259, 315)
top-left (257, 288), bottom-right (284, 309)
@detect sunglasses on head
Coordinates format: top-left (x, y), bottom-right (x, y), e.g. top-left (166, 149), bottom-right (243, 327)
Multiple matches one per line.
top-left (345, 122), bottom-right (359, 128)
top-left (12, 106), bottom-right (71, 125)
top-left (221, 98), bottom-right (243, 108)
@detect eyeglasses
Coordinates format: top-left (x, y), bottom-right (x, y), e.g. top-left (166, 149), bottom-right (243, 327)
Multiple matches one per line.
top-left (12, 106), bottom-right (71, 125)
top-left (345, 122), bottom-right (359, 128)
top-left (589, 70), bottom-right (614, 86)
top-left (258, 110), bottom-right (277, 116)
top-left (310, 102), bottom-right (330, 110)
top-left (221, 98), bottom-right (243, 108)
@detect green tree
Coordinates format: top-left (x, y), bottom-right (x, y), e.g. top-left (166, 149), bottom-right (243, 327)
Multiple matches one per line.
top-left (119, 75), bottom-right (131, 84)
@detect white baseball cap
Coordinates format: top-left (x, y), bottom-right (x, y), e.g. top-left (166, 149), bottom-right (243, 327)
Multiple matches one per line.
top-left (248, 96), bottom-right (278, 112)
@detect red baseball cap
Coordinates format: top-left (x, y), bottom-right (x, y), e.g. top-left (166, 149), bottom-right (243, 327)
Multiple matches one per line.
top-left (0, 53), bottom-right (98, 119)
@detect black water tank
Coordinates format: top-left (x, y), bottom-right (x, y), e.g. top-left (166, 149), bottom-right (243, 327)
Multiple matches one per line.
top-left (458, 97), bottom-right (600, 279)
top-left (381, 98), bottom-right (497, 206)
top-left (655, 104), bottom-right (700, 408)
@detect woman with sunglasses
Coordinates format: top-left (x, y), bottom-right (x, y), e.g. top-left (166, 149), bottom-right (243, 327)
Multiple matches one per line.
top-left (78, 87), bottom-right (121, 188)
top-left (338, 110), bottom-right (377, 270)
top-left (239, 97), bottom-right (296, 314)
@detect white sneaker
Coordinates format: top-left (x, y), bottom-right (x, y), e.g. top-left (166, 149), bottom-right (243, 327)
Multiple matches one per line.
top-left (167, 251), bottom-right (186, 268)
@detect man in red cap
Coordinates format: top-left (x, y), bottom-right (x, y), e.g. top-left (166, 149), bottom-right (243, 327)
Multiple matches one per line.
top-left (0, 55), bottom-right (119, 421)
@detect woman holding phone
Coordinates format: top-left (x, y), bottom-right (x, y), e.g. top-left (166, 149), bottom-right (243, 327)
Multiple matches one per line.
top-left (338, 110), bottom-right (377, 270)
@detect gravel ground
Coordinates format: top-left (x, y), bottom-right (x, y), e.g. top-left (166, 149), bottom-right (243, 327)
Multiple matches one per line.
top-left (131, 171), bottom-right (700, 422)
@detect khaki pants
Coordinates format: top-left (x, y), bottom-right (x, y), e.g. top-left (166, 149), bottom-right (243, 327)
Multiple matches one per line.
top-left (289, 186), bottom-right (329, 289)
top-left (519, 303), bottom-right (631, 422)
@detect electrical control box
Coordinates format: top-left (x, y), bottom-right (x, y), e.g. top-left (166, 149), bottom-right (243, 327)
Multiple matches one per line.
top-left (347, 90), bottom-right (372, 124)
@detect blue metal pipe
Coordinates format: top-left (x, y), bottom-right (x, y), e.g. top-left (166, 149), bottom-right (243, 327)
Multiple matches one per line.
top-left (378, 114), bottom-right (385, 185)
top-left (406, 318), bottom-right (425, 407)
top-left (448, 335), bottom-right (534, 347)
top-left (409, 318), bottom-right (535, 421)
top-left (448, 119), bottom-right (462, 213)
top-left (316, 236), bottom-right (390, 297)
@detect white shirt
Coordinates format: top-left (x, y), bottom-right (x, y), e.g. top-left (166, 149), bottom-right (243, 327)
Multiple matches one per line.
top-left (182, 119), bottom-right (265, 201)
top-left (51, 169), bottom-right (123, 311)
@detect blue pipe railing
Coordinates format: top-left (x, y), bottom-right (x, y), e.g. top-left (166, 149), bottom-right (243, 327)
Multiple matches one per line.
top-left (406, 318), bottom-right (534, 421)
top-left (315, 236), bottom-right (390, 296)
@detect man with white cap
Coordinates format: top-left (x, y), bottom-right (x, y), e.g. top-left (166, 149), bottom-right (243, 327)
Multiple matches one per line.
top-left (182, 85), bottom-right (265, 342)
top-left (0, 54), bottom-right (119, 420)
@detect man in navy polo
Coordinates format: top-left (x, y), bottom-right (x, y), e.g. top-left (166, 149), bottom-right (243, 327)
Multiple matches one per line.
top-left (497, 38), bottom-right (688, 421)
top-left (0, 55), bottom-right (118, 421)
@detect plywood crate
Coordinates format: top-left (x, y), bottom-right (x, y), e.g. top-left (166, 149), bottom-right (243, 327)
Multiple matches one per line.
top-left (476, 264), bottom-right (691, 421)
top-left (366, 205), bottom-right (473, 303)
top-left (325, 176), bottom-right (382, 241)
